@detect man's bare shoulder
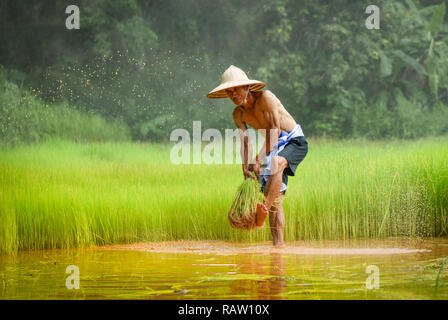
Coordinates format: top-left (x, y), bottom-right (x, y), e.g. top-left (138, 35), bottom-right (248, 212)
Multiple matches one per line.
top-left (261, 90), bottom-right (276, 98)
top-left (257, 90), bottom-right (281, 110)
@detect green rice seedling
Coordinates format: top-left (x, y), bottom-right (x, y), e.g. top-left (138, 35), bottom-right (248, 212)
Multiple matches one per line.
top-left (228, 178), bottom-right (264, 230)
top-left (0, 137), bottom-right (447, 254)
top-left (434, 257), bottom-right (447, 292)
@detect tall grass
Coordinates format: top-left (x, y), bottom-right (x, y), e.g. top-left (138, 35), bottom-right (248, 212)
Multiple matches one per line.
top-left (0, 137), bottom-right (447, 254)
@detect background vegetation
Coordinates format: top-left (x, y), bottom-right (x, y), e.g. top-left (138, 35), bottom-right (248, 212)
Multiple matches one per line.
top-left (0, 66), bottom-right (130, 144)
top-left (1, 0), bottom-right (447, 143)
top-left (0, 1), bottom-right (447, 253)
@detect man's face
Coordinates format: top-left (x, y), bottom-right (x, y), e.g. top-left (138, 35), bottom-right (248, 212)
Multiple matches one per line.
top-left (225, 85), bottom-right (249, 105)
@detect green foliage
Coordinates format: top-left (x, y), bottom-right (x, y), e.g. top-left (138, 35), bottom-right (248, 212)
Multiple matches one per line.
top-left (379, 50), bottom-right (392, 77)
top-left (257, 0), bottom-right (448, 138)
top-left (426, 3), bottom-right (446, 35)
top-left (83, 0), bottom-right (158, 57)
top-left (0, 66), bottom-right (131, 145)
top-left (0, 0), bottom-right (447, 140)
top-left (393, 50), bottom-right (428, 76)
top-left (36, 50), bottom-right (230, 141)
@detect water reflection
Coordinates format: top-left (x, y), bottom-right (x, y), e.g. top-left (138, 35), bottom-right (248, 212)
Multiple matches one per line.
top-left (1, 240), bottom-right (448, 300)
top-left (259, 253), bottom-right (286, 300)
top-left (227, 253), bottom-right (286, 300)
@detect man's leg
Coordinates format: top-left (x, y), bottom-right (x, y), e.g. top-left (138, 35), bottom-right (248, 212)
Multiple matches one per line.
top-left (256, 155), bottom-right (289, 227)
top-left (269, 193), bottom-right (285, 246)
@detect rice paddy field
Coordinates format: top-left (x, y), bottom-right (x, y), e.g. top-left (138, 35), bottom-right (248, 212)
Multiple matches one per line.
top-left (1, 137), bottom-right (448, 300)
top-left (0, 137), bottom-right (447, 254)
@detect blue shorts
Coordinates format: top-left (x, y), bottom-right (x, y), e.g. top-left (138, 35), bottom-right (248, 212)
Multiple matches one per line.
top-left (262, 136), bottom-right (308, 194)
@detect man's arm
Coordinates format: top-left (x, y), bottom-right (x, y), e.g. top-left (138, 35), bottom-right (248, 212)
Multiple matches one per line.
top-left (233, 106), bottom-right (256, 180)
top-left (255, 92), bottom-right (282, 166)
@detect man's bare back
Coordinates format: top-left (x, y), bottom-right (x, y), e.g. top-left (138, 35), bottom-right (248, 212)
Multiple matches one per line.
top-left (232, 90), bottom-right (297, 136)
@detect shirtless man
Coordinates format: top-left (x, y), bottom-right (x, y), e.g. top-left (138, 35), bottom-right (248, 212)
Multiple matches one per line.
top-left (207, 65), bottom-right (308, 246)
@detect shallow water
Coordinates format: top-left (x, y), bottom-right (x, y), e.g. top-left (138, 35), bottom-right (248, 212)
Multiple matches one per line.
top-left (1, 239), bottom-right (448, 300)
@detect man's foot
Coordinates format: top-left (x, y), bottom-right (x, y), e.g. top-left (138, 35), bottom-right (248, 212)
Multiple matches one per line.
top-left (256, 203), bottom-right (269, 227)
top-left (273, 241), bottom-right (285, 248)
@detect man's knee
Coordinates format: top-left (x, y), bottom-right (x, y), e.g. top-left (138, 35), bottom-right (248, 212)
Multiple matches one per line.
top-left (271, 156), bottom-right (288, 175)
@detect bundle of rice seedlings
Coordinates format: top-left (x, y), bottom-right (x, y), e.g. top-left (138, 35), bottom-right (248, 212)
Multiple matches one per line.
top-left (228, 178), bottom-right (264, 230)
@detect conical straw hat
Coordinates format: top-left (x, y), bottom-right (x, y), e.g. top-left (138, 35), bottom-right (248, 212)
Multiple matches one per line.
top-left (207, 65), bottom-right (266, 99)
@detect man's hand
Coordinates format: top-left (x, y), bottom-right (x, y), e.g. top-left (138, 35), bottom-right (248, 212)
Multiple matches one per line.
top-left (243, 165), bottom-right (256, 180)
top-left (248, 157), bottom-right (261, 180)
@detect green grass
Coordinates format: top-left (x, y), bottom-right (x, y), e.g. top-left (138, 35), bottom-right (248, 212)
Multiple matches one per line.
top-left (1, 137), bottom-right (447, 254)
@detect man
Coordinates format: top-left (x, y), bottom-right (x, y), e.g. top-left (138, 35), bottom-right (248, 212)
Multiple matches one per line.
top-left (207, 65), bottom-right (308, 246)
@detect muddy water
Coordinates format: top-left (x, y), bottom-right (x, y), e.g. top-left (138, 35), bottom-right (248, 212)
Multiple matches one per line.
top-left (1, 240), bottom-right (447, 300)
